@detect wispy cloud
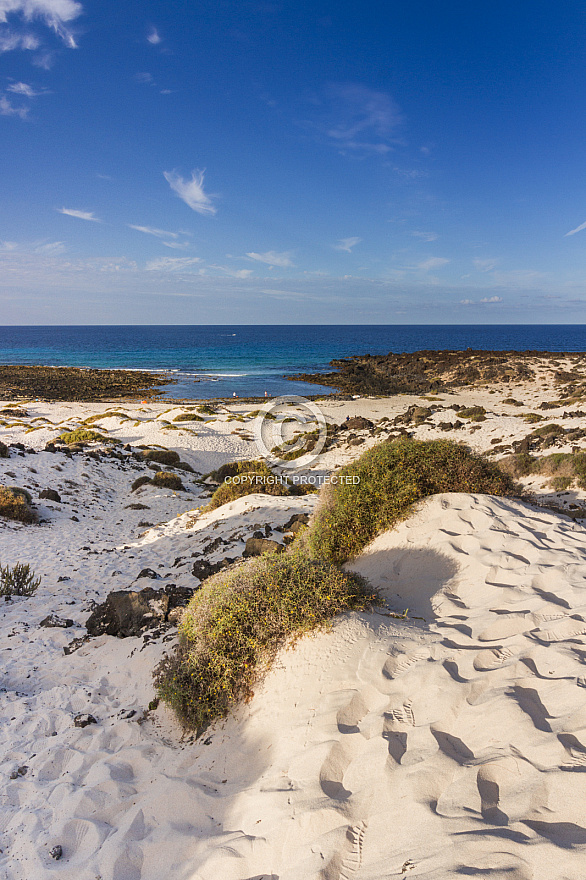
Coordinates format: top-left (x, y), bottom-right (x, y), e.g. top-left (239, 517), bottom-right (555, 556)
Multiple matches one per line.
top-left (411, 230), bottom-right (438, 242)
top-left (209, 265), bottom-right (254, 279)
top-left (246, 250), bottom-right (294, 268)
top-left (134, 71), bottom-right (153, 84)
top-left (128, 224), bottom-right (179, 240)
top-left (146, 26), bottom-right (161, 45)
top-left (460, 295), bottom-right (503, 305)
top-left (333, 236), bottom-right (362, 253)
top-left (7, 80), bottom-right (39, 96)
top-left (0, 0), bottom-right (83, 49)
top-left (473, 257), bottom-right (497, 272)
top-left (306, 83), bottom-right (401, 155)
top-left (565, 220), bottom-right (586, 237)
top-left (163, 169), bottom-right (217, 216)
top-left (57, 207), bottom-right (101, 222)
top-left (418, 257), bottom-right (449, 271)
top-left (0, 94), bottom-right (27, 117)
top-left (146, 256), bottom-right (202, 271)
top-left (0, 30), bottom-right (38, 52)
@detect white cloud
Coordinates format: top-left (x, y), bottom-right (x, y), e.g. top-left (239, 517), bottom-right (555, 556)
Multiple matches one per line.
top-left (7, 80), bottom-right (38, 95)
top-left (0, 30), bottom-right (38, 51)
top-left (308, 83), bottom-right (401, 155)
top-left (57, 207), bottom-right (100, 221)
top-left (474, 258), bottom-right (497, 272)
top-left (128, 224), bottom-right (179, 240)
top-left (0, 94), bottom-right (27, 116)
top-left (333, 236), bottom-right (361, 253)
top-left (246, 250), bottom-right (294, 268)
top-left (134, 72), bottom-right (153, 84)
top-left (460, 295), bottom-right (503, 305)
top-left (0, 0), bottom-right (83, 48)
top-left (163, 169), bottom-right (217, 216)
top-left (565, 220), bottom-right (586, 237)
top-left (146, 27), bottom-right (160, 44)
top-left (411, 230), bottom-right (438, 242)
top-left (209, 265), bottom-right (253, 278)
top-left (418, 257), bottom-right (449, 271)
top-left (146, 256), bottom-right (202, 271)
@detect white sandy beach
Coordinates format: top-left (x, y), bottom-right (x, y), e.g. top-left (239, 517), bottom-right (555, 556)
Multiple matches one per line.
top-left (1, 374), bottom-right (586, 879)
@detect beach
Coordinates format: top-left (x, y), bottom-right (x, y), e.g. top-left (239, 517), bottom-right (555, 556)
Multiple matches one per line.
top-left (1, 360), bottom-right (586, 878)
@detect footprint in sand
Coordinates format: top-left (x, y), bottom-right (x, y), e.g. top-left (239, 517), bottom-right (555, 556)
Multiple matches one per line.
top-left (473, 645), bottom-right (520, 671)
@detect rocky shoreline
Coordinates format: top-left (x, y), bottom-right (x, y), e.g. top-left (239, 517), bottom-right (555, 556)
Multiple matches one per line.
top-left (291, 348), bottom-right (586, 396)
top-left (0, 364), bottom-right (171, 401)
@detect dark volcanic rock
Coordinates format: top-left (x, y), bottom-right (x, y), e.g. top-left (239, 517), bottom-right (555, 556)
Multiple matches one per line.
top-left (85, 584), bottom-right (195, 638)
top-left (40, 615), bottom-right (74, 628)
top-left (74, 713), bottom-right (97, 728)
top-left (192, 558), bottom-right (228, 581)
top-left (243, 537), bottom-right (284, 558)
top-left (137, 568), bottom-right (160, 580)
top-left (49, 845), bottom-right (63, 861)
top-left (0, 365), bottom-right (170, 401)
top-left (39, 488), bottom-right (61, 502)
top-left (341, 416), bottom-right (374, 430)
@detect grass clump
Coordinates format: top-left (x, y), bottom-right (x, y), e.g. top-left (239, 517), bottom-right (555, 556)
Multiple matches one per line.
top-left (0, 487), bottom-right (37, 523)
top-left (203, 460), bottom-right (291, 511)
top-left (173, 413), bottom-right (204, 422)
top-left (131, 476), bottom-right (152, 492)
top-left (307, 438), bottom-right (516, 565)
top-left (197, 405), bottom-right (217, 416)
top-left (139, 448), bottom-right (180, 466)
top-left (0, 562), bottom-right (40, 597)
top-left (58, 428), bottom-right (109, 445)
top-left (523, 413), bottom-right (543, 424)
top-left (151, 471), bottom-right (185, 491)
top-left (154, 546), bottom-right (376, 731)
top-left (458, 406), bottom-right (486, 422)
top-left (503, 398), bottom-right (524, 406)
top-left (82, 411), bottom-right (128, 425)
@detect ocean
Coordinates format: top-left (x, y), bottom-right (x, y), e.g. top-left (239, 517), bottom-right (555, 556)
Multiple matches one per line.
top-left (0, 325), bottom-right (585, 399)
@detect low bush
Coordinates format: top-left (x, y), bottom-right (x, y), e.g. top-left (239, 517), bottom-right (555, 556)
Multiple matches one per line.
top-left (151, 471), bottom-right (185, 491)
top-left (458, 406), bottom-right (486, 422)
top-left (173, 413), bottom-right (204, 422)
top-left (58, 429), bottom-right (109, 445)
top-left (497, 449), bottom-right (586, 490)
top-left (203, 460), bottom-right (291, 511)
top-left (154, 546), bottom-right (376, 731)
top-left (140, 449), bottom-right (180, 466)
top-left (0, 441), bottom-right (8, 458)
top-left (131, 476), bottom-right (152, 492)
top-left (197, 405), bottom-right (217, 416)
top-left (82, 411), bottom-right (128, 425)
top-left (307, 438), bottom-right (516, 564)
top-left (0, 487), bottom-right (37, 523)
top-left (0, 562), bottom-right (40, 596)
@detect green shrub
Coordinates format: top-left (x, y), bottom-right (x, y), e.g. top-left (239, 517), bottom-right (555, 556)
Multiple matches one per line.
top-left (173, 413), bottom-right (204, 422)
top-left (154, 546), bottom-right (376, 731)
top-left (523, 413), bottom-right (543, 424)
top-left (503, 398), bottom-right (524, 406)
top-left (498, 452), bottom-right (536, 478)
top-left (151, 471), bottom-right (185, 491)
top-left (307, 438), bottom-right (516, 564)
top-left (203, 460), bottom-right (290, 511)
top-left (82, 411), bottom-right (128, 425)
top-left (9, 487), bottom-right (32, 504)
top-left (0, 487), bottom-right (37, 523)
top-left (58, 428), bottom-right (110, 445)
top-left (131, 476), bottom-right (152, 492)
top-left (197, 405), bottom-right (217, 415)
top-left (459, 406), bottom-right (486, 422)
top-left (0, 441), bottom-right (8, 458)
top-left (0, 562), bottom-right (40, 597)
top-left (139, 449), bottom-right (180, 466)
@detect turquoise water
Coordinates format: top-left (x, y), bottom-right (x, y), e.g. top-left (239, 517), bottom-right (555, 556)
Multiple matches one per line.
top-left (0, 325), bottom-right (584, 399)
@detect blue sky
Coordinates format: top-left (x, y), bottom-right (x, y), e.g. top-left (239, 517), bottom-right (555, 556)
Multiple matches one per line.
top-left (2, 0), bottom-right (586, 323)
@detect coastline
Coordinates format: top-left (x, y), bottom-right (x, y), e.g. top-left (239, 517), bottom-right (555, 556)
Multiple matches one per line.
top-left (2, 362), bottom-right (586, 876)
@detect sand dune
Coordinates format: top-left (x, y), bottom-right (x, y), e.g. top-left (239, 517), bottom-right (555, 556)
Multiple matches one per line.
top-left (2, 393), bottom-right (586, 877)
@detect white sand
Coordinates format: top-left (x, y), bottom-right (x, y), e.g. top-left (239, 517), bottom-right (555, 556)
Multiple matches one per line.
top-left (1, 388), bottom-right (586, 878)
